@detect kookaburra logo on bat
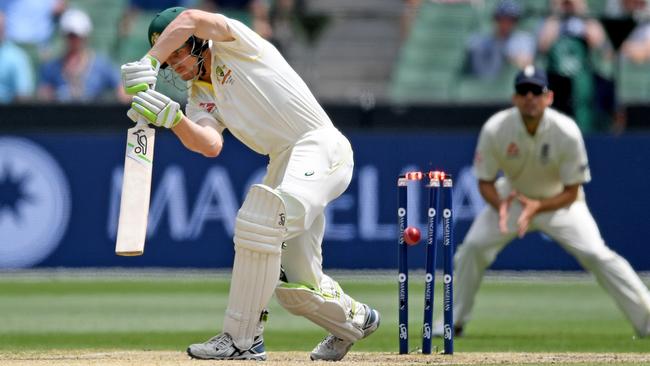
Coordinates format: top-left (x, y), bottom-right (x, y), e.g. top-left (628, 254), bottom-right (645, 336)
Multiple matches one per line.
top-left (133, 129), bottom-right (148, 155)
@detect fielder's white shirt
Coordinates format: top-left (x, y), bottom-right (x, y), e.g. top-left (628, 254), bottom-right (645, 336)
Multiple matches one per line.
top-left (474, 107), bottom-right (591, 199)
top-left (186, 16), bottom-right (333, 156)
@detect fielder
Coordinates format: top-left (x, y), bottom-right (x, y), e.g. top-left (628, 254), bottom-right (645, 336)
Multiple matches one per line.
top-left (436, 66), bottom-right (650, 338)
top-left (120, 7), bottom-right (380, 361)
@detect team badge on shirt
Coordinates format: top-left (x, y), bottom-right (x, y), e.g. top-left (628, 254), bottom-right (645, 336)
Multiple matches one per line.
top-left (540, 143), bottom-right (550, 164)
top-left (506, 142), bottom-right (520, 158)
top-left (199, 102), bottom-right (217, 113)
top-left (215, 65), bottom-right (234, 85)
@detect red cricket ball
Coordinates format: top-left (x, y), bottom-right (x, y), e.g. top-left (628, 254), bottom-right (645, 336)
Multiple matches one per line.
top-left (404, 226), bottom-right (421, 246)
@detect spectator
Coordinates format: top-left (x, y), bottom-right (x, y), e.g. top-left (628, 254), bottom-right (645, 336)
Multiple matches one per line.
top-left (613, 0), bottom-right (650, 63)
top-left (538, 0), bottom-right (610, 133)
top-left (119, 0), bottom-right (191, 41)
top-left (401, 0), bottom-right (421, 41)
top-left (464, 0), bottom-right (535, 79)
top-left (269, 0), bottom-right (297, 55)
top-left (197, 0), bottom-right (272, 39)
top-left (0, 0), bottom-right (65, 47)
top-left (538, 0), bottom-right (607, 53)
top-left (0, 0), bottom-right (65, 76)
top-left (0, 11), bottom-right (34, 103)
top-left (38, 9), bottom-right (128, 103)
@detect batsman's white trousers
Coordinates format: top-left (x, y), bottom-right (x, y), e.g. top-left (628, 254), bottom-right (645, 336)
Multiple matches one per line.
top-left (263, 127), bottom-right (367, 328)
top-left (455, 194), bottom-right (650, 336)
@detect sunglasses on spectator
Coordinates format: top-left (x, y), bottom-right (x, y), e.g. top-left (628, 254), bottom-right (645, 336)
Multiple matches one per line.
top-left (515, 84), bottom-right (547, 96)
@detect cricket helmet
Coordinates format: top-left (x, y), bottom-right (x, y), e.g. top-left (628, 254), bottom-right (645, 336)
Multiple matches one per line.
top-left (148, 7), bottom-right (186, 47)
top-left (148, 7), bottom-right (209, 69)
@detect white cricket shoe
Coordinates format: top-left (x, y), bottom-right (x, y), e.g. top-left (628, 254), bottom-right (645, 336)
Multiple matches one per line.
top-left (310, 305), bottom-right (381, 361)
top-left (431, 320), bottom-right (464, 337)
top-left (187, 332), bottom-right (267, 361)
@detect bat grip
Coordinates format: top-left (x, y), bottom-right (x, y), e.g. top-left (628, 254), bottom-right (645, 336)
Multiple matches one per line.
top-left (135, 81), bottom-right (157, 127)
top-left (136, 116), bottom-right (149, 127)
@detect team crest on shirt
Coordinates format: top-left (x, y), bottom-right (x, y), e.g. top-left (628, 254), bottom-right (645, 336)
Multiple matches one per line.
top-left (199, 102), bottom-right (217, 113)
top-left (506, 142), bottom-right (520, 158)
top-left (150, 32), bottom-right (160, 45)
top-left (215, 65), bottom-right (234, 85)
top-left (540, 143), bottom-right (550, 164)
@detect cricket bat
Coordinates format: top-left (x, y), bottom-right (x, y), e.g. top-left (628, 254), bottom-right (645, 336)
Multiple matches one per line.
top-left (115, 116), bottom-right (155, 256)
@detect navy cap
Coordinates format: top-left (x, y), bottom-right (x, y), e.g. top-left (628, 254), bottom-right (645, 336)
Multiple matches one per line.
top-left (515, 65), bottom-right (549, 88)
top-left (494, 0), bottom-right (522, 19)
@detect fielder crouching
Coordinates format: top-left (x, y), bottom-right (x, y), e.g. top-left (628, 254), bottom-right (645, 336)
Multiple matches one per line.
top-left (120, 7), bottom-right (380, 361)
top-left (433, 66), bottom-right (650, 339)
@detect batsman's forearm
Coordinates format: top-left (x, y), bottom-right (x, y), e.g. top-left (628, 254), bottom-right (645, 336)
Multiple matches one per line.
top-left (149, 10), bottom-right (232, 63)
top-left (149, 12), bottom-right (198, 64)
top-left (172, 117), bottom-right (223, 158)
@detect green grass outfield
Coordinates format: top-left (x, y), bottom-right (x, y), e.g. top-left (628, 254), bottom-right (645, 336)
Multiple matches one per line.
top-left (1, 270), bottom-right (649, 356)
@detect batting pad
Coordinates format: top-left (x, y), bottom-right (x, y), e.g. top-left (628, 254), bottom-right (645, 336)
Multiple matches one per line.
top-left (275, 283), bottom-right (364, 342)
top-left (224, 184), bottom-right (286, 349)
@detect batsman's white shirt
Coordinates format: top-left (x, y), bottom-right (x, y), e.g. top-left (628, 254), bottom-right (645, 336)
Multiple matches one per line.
top-left (453, 107), bottom-right (650, 336)
top-left (186, 17), bottom-right (333, 156)
top-left (184, 16), bottom-right (362, 324)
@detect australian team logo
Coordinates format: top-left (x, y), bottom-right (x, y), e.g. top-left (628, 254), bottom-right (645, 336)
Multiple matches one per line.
top-left (150, 32), bottom-right (160, 46)
top-left (215, 65), bottom-right (234, 85)
top-left (0, 138), bottom-right (71, 268)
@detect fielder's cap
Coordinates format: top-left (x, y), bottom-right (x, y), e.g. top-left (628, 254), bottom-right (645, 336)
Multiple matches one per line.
top-left (148, 6), bottom-right (187, 47)
top-left (515, 65), bottom-right (549, 88)
top-left (60, 8), bottom-right (92, 37)
top-left (494, 0), bottom-right (522, 19)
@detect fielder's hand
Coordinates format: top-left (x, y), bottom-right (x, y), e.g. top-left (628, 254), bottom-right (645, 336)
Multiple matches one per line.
top-left (121, 54), bottom-right (161, 95)
top-left (127, 89), bottom-right (183, 128)
top-left (498, 191), bottom-right (517, 234)
top-left (515, 194), bottom-right (541, 238)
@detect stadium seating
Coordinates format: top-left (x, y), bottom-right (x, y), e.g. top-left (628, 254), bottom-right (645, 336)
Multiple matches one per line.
top-left (390, 1), bottom-right (475, 103)
top-left (390, 0), bottom-right (538, 104)
top-left (619, 59), bottom-right (650, 103)
top-left (67, 0), bottom-right (127, 57)
top-left (390, 0), bottom-right (649, 105)
top-left (45, 0), bottom-right (650, 106)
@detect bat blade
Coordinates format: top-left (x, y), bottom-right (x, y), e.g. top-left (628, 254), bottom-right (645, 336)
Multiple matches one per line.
top-left (115, 121), bottom-right (155, 256)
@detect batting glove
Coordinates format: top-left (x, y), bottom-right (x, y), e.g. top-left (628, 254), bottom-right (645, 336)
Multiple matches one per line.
top-left (129, 89), bottom-right (183, 128)
top-left (121, 54), bottom-right (161, 95)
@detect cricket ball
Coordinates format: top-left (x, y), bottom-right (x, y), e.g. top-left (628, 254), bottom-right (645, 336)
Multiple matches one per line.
top-left (403, 226), bottom-right (421, 246)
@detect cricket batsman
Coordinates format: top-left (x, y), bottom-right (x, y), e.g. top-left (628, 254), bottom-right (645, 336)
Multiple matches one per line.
top-left (119, 7), bottom-right (380, 361)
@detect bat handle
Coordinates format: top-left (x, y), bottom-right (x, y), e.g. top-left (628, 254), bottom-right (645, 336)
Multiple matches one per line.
top-left (136, 116), bottom-right (149, 127)
top-left (135, 82), bottom-right (156, 128)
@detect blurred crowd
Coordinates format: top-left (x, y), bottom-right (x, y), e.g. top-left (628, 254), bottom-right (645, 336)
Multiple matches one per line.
top-left (411, 0), bottom-right (650, 132)
top-left (2, 0), bottom-right (650, 134)
top-left (0, 0), bottom-right (298, 104)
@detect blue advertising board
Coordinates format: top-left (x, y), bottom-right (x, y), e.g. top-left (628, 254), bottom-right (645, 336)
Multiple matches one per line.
top-left (1, 132), bottom-right (649, 270)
